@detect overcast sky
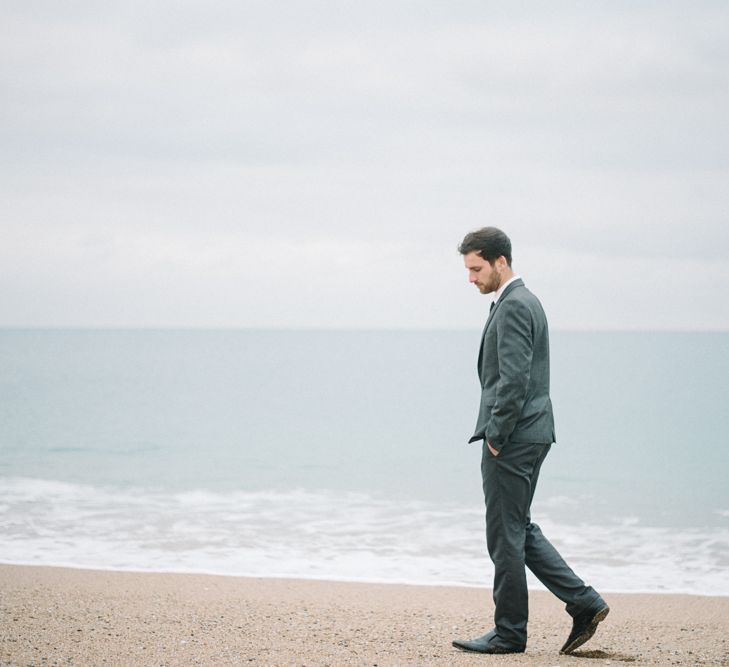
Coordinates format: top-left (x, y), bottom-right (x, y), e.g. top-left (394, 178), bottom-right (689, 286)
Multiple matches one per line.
top-left (2, 1), bottom-right (728, 330)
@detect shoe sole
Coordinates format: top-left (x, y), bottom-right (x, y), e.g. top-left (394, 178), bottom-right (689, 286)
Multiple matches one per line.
top-left (560, 605), bottom-right (610, 654)
top-left (452, 641), bottom-right (525, 654)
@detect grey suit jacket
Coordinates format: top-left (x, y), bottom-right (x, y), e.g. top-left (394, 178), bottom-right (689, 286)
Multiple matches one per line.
top-left (469, 278), bottom-right (556, 448)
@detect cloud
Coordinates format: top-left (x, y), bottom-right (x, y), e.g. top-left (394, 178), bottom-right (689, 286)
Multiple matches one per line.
top-left (1, 1), bottom-right (728, 328)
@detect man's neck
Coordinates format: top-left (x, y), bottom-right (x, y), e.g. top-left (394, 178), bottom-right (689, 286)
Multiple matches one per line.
top-left (499, 268), bottom-right (515, 287)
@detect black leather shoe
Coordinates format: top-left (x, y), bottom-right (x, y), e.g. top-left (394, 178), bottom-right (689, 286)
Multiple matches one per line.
top-left (452, 629), bottom-right (526, 654)
top-left (560, 604), bottom-right (610, 654)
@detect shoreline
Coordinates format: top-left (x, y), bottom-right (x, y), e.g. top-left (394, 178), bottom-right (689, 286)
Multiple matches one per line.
top-left (2, 564), bottom-right (728, 666)
top-left (1, 558), bottom-right (727, 598)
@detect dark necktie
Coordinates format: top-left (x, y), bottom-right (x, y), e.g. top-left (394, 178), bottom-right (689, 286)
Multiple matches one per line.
top-left (490, 300), bottom-right (496, 313)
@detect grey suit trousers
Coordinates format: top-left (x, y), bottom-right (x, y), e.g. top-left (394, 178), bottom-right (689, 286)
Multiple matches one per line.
top-left (481, 441), bottom-right (602, 647)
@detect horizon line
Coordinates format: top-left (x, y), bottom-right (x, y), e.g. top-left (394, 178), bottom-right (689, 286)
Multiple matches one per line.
top-left (1, 325), bottom-right (727, 334)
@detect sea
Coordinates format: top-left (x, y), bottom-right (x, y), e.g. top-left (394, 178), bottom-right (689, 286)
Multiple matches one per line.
top-left (1, 329), bottom-right (727, 595)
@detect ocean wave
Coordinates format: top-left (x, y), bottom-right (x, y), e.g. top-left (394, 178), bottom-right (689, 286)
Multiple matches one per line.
top-left (1, 476), bottom-right (727, 595)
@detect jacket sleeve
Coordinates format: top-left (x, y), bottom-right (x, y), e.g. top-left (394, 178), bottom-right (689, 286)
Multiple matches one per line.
top-left (485, 299), bottom-right (533, 448)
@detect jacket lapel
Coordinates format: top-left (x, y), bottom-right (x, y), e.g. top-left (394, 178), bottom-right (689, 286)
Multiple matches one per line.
top-left (476, 278), bottom-right (525, 377)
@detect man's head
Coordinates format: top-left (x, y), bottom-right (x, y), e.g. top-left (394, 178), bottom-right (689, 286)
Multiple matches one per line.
top-left (459, 227), bottom-right (513, 295)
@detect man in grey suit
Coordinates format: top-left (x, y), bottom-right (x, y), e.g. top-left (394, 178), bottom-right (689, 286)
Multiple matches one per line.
top-left (452, 227), bottom-right (609, 655)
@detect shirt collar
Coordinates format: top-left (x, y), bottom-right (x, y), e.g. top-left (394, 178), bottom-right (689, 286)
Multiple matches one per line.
top-left (493, 274), bottom-right (521, 305)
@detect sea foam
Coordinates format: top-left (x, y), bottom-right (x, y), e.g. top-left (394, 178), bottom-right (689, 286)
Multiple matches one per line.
top-left (1, 476), bottom-right (727, 595)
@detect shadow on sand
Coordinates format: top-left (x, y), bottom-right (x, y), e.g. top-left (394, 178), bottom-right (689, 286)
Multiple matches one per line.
top-left (569, 649), bottom-right (637, 662)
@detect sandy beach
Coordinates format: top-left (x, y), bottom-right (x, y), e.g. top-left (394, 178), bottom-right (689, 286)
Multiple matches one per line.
top-left (1, 564), bottom-right (727, 666)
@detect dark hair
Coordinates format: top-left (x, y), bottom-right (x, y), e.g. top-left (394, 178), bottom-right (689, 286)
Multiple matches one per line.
top-left (458, 227), bottom-right (512, 266)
